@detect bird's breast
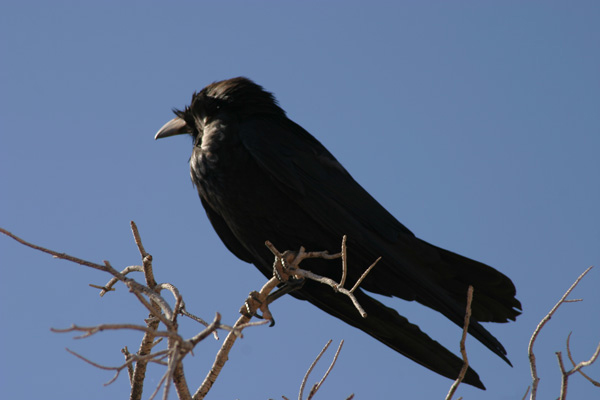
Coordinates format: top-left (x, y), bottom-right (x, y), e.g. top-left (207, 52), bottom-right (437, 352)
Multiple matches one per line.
top-left (190, 126), bottom-right (258, 214)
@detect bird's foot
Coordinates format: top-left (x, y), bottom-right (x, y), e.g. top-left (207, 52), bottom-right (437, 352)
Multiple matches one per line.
top-left (240, 290), bottom-right (275, 326)
top-left (272, 250), bottom-right (299, 282)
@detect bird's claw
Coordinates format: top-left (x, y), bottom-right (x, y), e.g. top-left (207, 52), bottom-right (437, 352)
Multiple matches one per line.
top-left (273, 250), bottom-right (298, 282)
top-left (240, 291), bottom-right (275, 325)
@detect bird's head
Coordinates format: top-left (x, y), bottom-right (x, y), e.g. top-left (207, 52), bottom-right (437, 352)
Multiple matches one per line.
top-left (154, 77), bottom-right (285, 141)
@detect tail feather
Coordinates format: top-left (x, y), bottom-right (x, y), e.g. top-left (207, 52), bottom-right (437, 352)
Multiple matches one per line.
top-left (294, 282), bottom-right (487, 389)
top-left (358, 236), bottom-right (519, 365)
top-left (423, 240), bottom-right (522, 323)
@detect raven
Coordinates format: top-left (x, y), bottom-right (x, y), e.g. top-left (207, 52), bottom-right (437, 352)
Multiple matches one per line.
top-left (155, 77), bottom-right (521, 389)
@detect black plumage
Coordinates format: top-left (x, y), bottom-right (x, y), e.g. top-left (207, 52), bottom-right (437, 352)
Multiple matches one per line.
top-left (155, 77), bottom-right (521, 389)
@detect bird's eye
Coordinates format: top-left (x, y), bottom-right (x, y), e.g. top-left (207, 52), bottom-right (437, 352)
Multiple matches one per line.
top-left (206, 98), bottom-right (225, 114)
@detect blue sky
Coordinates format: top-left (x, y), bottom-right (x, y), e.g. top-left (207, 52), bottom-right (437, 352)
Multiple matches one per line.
top-left (1, 2), bottom-right (599, 399)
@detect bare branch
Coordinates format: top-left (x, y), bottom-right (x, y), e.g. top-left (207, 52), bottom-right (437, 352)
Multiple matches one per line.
top-left (97, 265), bottom-right (143, 297)
top-left (566, 332), bottom-right (600, 387)
top-left (131, 313), bottom-right (161, 400)
top-left (195, 314), bottom-right (250, 399)
top-left (294, 267), bottom-right (369, 318)
top-left (194, 275), bottom-right (281, 399)
top-left (556, 334), bottom-right (600, 399)
top-left (90, 283), bottom-right (116, 292)
top-left (307, 340), bottom-right (345, 400)
top-left (157, 283), bottom-right (183, 304)
top-left (299, 340), bottom-right (333, 400)
top-left (162, 342), bottom-right (178, 400)
top-left (64, 347), bottom-right (170, 387)
top-left (121, 346), bottom-right (134, 384)
top-left (129, 221), bottom-right (158, 289)
top-left (127, 279), bottom-right (174, 325)
top-left (573, 342), bottom-right (600, 376)
top-left (339, 235), bottom-right (348, 288)
top-left (180, 308), bottom-right (210, 328)
top-left (234, 319), bottom-right (271, 331)
top-left (556, 351), bottom-right (569, 399)
top-left (3, 225), bottom-right (363, 399)
top-left (265, 239), bottom-right (379, 319)
top-left (445, 285), bottom-right (474, 400)
top-left (147, 370), bottom-right (169, 400)
top-left (0, 227), bottom-right (117, 274)
top-left (348, 256), bottom-right (380, 293)
top-left (127, 223), bottom-right (164, 400)
top-left (189, 313), bottom-right (222, 346)
top-left (527, 266), bottom-right (594, 400)
top-left (51, 323), bottom-right (181, 342)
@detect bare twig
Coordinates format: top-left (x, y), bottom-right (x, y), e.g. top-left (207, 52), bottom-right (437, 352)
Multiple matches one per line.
top-left (195, 276), bottom-right (281, 399)
top-left (234, 319), bottom-right (271, 330)
top-left (445, 285), bottom-right (474, 400)
top-left (527, 266), bottom-right (594, 400)
top-left (157, 283), bottom-right (183, 305)
top-left (50, 323), bottom-right (178, 342)
top-left (566, 332), bottom-right (600, 387)
top-left (339, 235), bottom-right (348, 288)
top-left (307, 340), bottom-right (345, 400)
top-left (130, 221), bottom-right (158, 288)
top-left (0, 227), bottom-right (118, 274)
top-left (65, 347), bottom-right (170, 386)
top-left (127, 280), bottom-right (174, 326)
top-left (197, 313), bottom-right (254, 399)
top-left (188, 313), bottom-right (221, 346)
top-left (180, 308), bottom-right (210, 328)
top-left (556, 335), bottom-right (600, 399)
top-left (131, 313), bottom-right (161, 400)
top-left (265, 239), bottom-right (379, 318)
top-left (349, 256), bottom-right (381, 293)
top-left (97, 265), bottom-right (144, 296)
top-left (121, 346), bottom-right (135, 384)
top-left (299, 340), bottom-right (333, 400)
top-left (127, 221), bottom-right (165, 400)
top-left (148, 370), bottom-right (169, 400)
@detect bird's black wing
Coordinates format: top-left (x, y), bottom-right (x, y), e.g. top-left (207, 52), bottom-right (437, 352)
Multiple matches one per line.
top-left (237, 116), bottom-right (514, 363)
top-left (200, 196), bottom-right (255, 264)
top-left (239, 117), bottom-right (413, 243)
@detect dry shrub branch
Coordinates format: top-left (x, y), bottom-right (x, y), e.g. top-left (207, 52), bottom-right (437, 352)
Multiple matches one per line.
top-left (2, 223), bottom-right (597, 399)
top-left (0, 224), bottom-right (371, 400)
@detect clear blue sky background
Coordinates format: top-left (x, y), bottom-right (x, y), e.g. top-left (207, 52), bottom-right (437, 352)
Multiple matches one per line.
top-left (1, 2), bottom-right (599, 399)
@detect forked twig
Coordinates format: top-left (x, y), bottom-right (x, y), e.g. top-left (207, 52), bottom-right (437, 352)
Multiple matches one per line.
top-left (299, 340), bottom-right (332, 400)
top-left (306, 340), bottom-right (345, 400)
top-left (566, 332), bottom-right (600, 387)
top-left (265, 239), bottom-right (379, 318)
top-left (556, 333), bottom-right (600, 399)
top-left (527, 266), bottom-right (594, 400)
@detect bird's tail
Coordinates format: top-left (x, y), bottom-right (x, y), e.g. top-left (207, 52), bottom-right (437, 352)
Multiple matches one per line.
top-left (423, 241), bottom-right (522, 323)
top-left (353, 235), bottom-right (520, 367)
top-left (295, 282), bottom-right (487, 389)
top-left (399, 240), bottom-right (521, 366)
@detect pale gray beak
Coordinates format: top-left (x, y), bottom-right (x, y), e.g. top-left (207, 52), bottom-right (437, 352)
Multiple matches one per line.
top-left (154, 117), bottom-right (192, 139)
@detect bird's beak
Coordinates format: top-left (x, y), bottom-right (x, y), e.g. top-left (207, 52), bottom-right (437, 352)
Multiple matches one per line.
top-left (154, 117), bottom-right (192, 140)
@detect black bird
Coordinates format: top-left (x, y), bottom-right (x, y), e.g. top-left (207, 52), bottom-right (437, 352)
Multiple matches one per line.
top-left (155, 77), bottom-right (521, 389)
